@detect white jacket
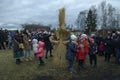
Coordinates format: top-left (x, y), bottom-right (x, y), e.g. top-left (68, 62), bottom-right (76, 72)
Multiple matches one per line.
top-left (32, 39), bottom-right (38, 53)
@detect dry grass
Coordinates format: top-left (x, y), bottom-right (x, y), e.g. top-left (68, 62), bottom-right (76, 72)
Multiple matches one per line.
top-left (0, 49), bottom-right (120, 80)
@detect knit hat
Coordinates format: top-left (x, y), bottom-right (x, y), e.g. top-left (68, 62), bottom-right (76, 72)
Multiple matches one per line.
top-left (80, 34), bottom-right (87, 40)
top-left (89, 38), bottom-right (94, 43)
top-left (32, 39), bottom-right (38, 44)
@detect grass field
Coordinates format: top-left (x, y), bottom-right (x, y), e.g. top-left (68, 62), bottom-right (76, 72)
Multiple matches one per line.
top-left (0, 49), bottom-right (120, 80)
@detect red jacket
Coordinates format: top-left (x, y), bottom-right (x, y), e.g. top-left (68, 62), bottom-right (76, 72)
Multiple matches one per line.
top-left (83, 39), bottom-right (89, 55)
top-left (76, 39), bottom-right (89, 60)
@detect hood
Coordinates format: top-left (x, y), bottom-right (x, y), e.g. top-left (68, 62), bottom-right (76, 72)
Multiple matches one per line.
top-left (67, 34), bottom-right (77, 41)
top-left (38, 41), bottom-right (44, 48)
top-left (71, 34), bottom-right (77, 41)
top-left (32, 39), bottom-right (38, 44)
top-left (80, 34), bottom-right (87, 40)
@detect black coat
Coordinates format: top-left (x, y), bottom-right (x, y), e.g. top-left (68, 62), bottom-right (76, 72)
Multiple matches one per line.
top-left (43, 34), bottom-right (53, 50)
top-left (112, 34), bottom-right (120, 49)
top-left (0, 30), bottom-right (5, 42)
top-left (104, 38), bottom-right (114, 53)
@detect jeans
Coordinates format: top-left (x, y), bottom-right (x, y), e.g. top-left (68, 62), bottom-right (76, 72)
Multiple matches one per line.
top-left (45, 49), bottom-right (52, 57)
top-left (115, 48), bottom-right (120, 64)
top-left (8, 41), bottom-right (12, 49)
top-left (24, 49), bottom-right (30, 58)
top-left (68, 60), bottom-right (73, 69)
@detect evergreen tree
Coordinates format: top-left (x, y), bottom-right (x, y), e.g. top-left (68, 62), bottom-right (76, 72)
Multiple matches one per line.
top-left (85, 9), bottom-right (97, 34)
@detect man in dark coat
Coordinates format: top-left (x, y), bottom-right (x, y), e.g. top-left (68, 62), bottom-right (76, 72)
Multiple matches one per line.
top-left (43, 32), bottom-right (53, 59)
top-left (0, 29), bottom-right (6, 50)
top-left (112, 31), bottom-right (120, 64)
top-left (104, 34), bottom-right (113, 62)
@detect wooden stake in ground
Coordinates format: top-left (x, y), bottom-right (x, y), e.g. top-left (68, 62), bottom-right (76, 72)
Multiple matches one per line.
top-left (51, 8), bottom-right (70, 68)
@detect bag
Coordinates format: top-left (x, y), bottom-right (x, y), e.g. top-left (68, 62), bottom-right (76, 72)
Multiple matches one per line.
top-left (19, 43), bottom-right (24, 49)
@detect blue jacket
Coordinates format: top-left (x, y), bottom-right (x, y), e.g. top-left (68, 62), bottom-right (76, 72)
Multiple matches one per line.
top-left (89, 42), bottom-right (97, 55)
top-left (66, 41), bottom-right (77, 61)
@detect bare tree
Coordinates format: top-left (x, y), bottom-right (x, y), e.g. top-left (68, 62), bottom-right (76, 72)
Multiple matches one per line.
top-left (107, 3), bottom-right (116, 29)
top-left (100, 1), bottom-right (107, 29)
top-left (76, 10), bottom-right (87, 32)
top-left (22, 23), bottom-right (50, 31)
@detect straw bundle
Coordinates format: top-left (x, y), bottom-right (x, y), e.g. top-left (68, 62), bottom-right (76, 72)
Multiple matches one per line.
top-left (51, 28), bottom-right (70, 68)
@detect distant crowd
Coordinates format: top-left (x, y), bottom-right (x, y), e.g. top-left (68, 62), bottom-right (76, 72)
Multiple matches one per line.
top-left (0, 28), bottom-right (120, 73)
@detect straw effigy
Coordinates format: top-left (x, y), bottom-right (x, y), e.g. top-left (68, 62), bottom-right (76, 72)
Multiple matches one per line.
top-left (50, 8), bottom-right (70, 68)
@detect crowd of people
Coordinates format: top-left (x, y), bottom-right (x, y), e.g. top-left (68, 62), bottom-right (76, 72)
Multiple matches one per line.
top-left (12, 29), bottom-right (53, 65)
top-left (0, 28), bottom-right (120, 73)
top-left (65, 31), bottom-right (120, 73)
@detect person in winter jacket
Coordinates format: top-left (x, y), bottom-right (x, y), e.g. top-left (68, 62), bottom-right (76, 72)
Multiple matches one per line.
top-left (36, 41), bottom-right (45, 65)
top-left (43, 32), bottom-right (53, 59)
top-left (98, 41), bottom-right (105, 56)
top-left (104, 34), bottom-right (113, 62)
top-left (32, 39), bottom-right (38, 60)
top-left (13, 30), bottom-right (24, 64)
top-left (88, 38), bottom-right (97, 67)
top-left (23, 34), bottom-right (31, 61)
top-left (112, 31), bottom-right (120, 64)
top-left (76, 34), bottom-right (89, 69)
top-left (82, 34), bottom-right (89, 58)
top-left (66, 34), bottom-right (77, 73)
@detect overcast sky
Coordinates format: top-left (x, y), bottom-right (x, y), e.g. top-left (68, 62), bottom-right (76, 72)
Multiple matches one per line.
top-left (0, 0), bottom-right (120, 27)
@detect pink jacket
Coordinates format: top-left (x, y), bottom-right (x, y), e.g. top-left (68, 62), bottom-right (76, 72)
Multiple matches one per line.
top-left (36, 41), bottom-right (44, 58)
top-left (98, 41), bottom-right (104, 51)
